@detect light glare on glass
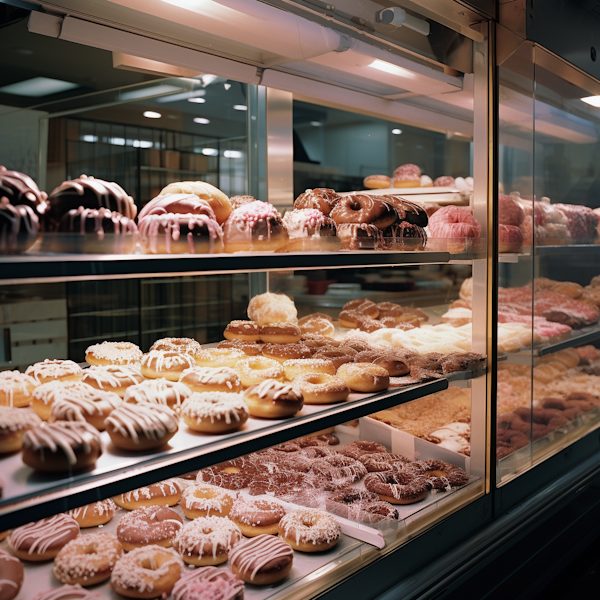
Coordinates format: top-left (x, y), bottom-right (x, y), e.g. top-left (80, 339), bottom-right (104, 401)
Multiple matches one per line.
top-left (369, 59), bottom-right (415, 79)
top-left (193, 117), bottom-right (210, 124)
top-left (392, 128), bottom-right (403, 134)
top-left (201, 148), bottom-right (219, 156)
top-left (188, 97), bottom-right (206, 103)
top-left (143, 111), bottom-right (162, 119)
top-left (582, 96), bottom-right (600, 107)
top-left (233, 104), bottom-right (248, 111)
top-left (224, 150), bottom-right (243, 158)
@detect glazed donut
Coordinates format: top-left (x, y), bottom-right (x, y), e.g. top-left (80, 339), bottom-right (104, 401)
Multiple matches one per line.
top-left (230, 534), bottom-right (293, 585)
top-left (283, 358), bottom-right (336, 381)
top-left (293, 188), bottom-right (341, 216)
top-left (117, 506), bottom-right (183, 551)
top-left (410, 460), bottom-right (469, 490)
top-left (354, 349), bottom-right (410, 377)
top-left (338, 440), bottom-right (387, 460)
top-left (364, 175), bottom-right (391, 189)
top-left (105, 402), bottom-right (179, 450)
top-left (68, 498), bottom-right (117, 528)
top-left (158, 180), bottom-right (231, 224)
top-left (48, 388), bottom-right (122, 431)
top-left (124, 378), bottom-right (192, 413)
top-left (173, 516), bottom-right (242, 566)
top-left (195, 348), bottom-right (245, 369)
top-left (292, 373), bottom-right (349, 404)
top-left (172, 566), bottom-right (244, 600)
top-left (85, 341), bottom-right (142, 366)
top-left (198, 457), bottom-right (255, 490)
top-left (337, 362), bottom-right (389, 393)
top-left (53, 532), bottom-right (123, 586)
top-left (310, 455), bottom-right (367, 490)
top-left (313, 347), bottom-right (357, 370)
top-left (298, 316), bottom-right (335, 337)
top-left (392, 163), bottom-right (421, 188)
top-left (22, 421), bottom-right (103, 472)
top-left (247, 292), bottom-right (298, 326)
top-left (181, 392), bottom-right (249, 433)
top-left (223, 320), bottom-right (260, 342)
top-left (330, 194), bottom-right (397, 229)
top-left (25, 359), bottom-right (83, 385)
top-left (279, 509), bottom-right (341, 552)
top-left (282, 208), bottom-right (340, 252)
top-left (243, 379), bottom-right (304, 418)
top-left (236, 356), bottom-right (284, 387)
top-left (218, 339), bottom-right (264, 356)
top-left (180, 483), bottom-right (234, 519)
top-left (110, 545), bottom-right (183, 599)
top-left (262, 342), bottom-right (312, 364)
top-left (31, 585), bottom-right (99, 600)
top-left (81, 364), bottom-right (144, 398)
top-left (364, 470), bottom-right (428, 504)
top-left (113, 479), bottom-right (184, 510)
top-left (228, 497), bottom-right (286, 536)
top-left (141, 350), bottom-right (196, 381)
top-left (336, 222), bottom-right (383, 249)
top-left (0, 548), bottom-right (23, 600)
top-left (259, 322), bottom-right (301, 344)
top-left (149, 337), bottom-right (201, 356)
top-left (8, 514), bottom-right (80, 561)
top-left (0, 406), bottom-right (41, 453)
top-left (342, 299), bottom-right (379, 318)
top-left (179, 366), bottom-right (242, 393)
top-left (0, 370), bottom-right (36, 407)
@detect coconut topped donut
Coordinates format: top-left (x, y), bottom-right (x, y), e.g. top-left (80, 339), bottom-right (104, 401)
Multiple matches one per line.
top-left (293, 188), bottom-right (342, 215)
top-left (248, 292), bottom-right (297, 325)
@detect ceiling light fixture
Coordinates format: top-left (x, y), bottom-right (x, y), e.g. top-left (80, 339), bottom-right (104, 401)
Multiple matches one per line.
top-left (233, 104), bottom-right (248, 111)
top-left (582, 96), bottom-right (600, 107)
top-left (224, 150), bottom-right (243, 158)
top-left (0, 77), bottom-right (79, 97)
top-left (194, 117), bottom-right (210, 124)
top-left (368, 59), bottom-right (416, 79)
top-left (188, 97), bottom-right (206, 103)
top-left (310, 121), bottom-right (322, 127)
top-left (392, 128), bottom-right (403, 134)
top-left (143, 111), bottom-right (162, 118)
top-left (201, 148), bottom-right (219, 156)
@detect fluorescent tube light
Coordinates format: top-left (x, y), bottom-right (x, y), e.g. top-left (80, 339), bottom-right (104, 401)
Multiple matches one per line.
top-left (224, 150), bottom-right (243, 158)
top-left (188, 97), bottom-right (206, 103)
top-left (201, 148), bottom-right (219, 156)
top-left (193, 117), bottom-right (210, 124)
top-left (121, 84), bottom-right (182, 101)
top-left (582, 96), bottom-right (600, 107)
top-left (369, 60), bottom-right (415, 79)
top-left (233, 104), bottom-right (248, 111)
top-left (0, 77), bottom-right (79, 97)
top-left (143, 111), bottom-right (162, 118)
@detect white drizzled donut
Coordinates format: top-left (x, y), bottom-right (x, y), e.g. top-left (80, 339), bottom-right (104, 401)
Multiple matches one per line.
top-left (229, 534), bottom-right (293, 583)
top-left (124, 378), bottom-right (192, 412)
top-left (8, 514), bottom-right (80, 559)
top-left (25, 359), bottom-right (83, 384)
top-left (0, 370), bottom-right (36, 407)
top-left (85, 341), bottom-right (142, 365)
top-left (105, 402), bottom-right (179, 445)
top-left (172, 566), bottom-right (244, 600)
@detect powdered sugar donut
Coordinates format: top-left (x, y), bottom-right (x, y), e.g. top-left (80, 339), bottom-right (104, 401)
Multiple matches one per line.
top-left (336, 362), bottom-right (389, 392)
top-left (116, 506), bottom-right (183, 551)
top-left (248, 292), bottom-right (297, 325)
top-left (283, 358), bottom-right (336, 380)
top-left (236, 356), bottom-right (284, 387)
top-left (181, 392), bottom-right (249, 433)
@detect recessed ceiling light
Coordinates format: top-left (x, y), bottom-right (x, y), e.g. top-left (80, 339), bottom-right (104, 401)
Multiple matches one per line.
top-left (224, 150), bottom-right (243, 158)
top-left (194, 117), bottom-right (210, 124)
top-left (188, 97), bottom-right (206, 103)
top-left (201, 148), bottom-right (219, 156)
top-left (582, 96), bottom-right (600, 107)
top-left (233, 104), bottom-right (248, 111)
top-left (368, 59), bottom-right (415, 79)
top-left (392, 128), bottom-right (403, 134)
top-left (0, 77), bottom-right (79, 97)
top-left (310, 121), bottom-right (322, 127)
top-left (143, 111), bottom-right (162, 119)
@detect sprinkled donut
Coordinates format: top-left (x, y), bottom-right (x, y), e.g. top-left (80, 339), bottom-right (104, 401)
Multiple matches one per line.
top-left (230, 534), bottom-right (294, 585)
top-left (292, 373), bottom-right (349, 404)
top-left (218, 338), bottom-right (264, 356)
top-left (0, 406), bottom-right (41, 453)
top-left (337, 362), bottom-right (390, 393)
top-left (409, 460), bottom-right (469, 490)
top-left (262, 342), bottom-right (311, 364)
top-left (283, 358), bottom-right (336, 381)
top-left (123, 378), bottom-right (191, 413)
top-left (47, 386), bottom-right (122, 430)
top-left (116, 506), bottom-right (183, 551)
top-left (279, 509), bottom-right (341, 552)
top-left (195, 348), bottom-right (245, 369)
top-left (180, 483), bottom-right (234, 519)
top-left (81, 364), bottom-right (144, 398)
top-left (247, 292), bottom-right (298, 326)
top-left (364, 470), bottom-right (428, 504)
top-left (243, 379), bottom-right (303, 418)
top-left (25, 359), bottom-right (83, 385)
top-left (113, 478), bottom-right (184, 510)
top-left (85, 341), bottom-right (142, 366)
top-left (223, 320), bottom-right (261, 342)
top-left (172, 566), bottom-right (244, 600)
top-left (0, 548), bottom-right (23, 600)
top-left (228, 497), bottom-right (286, 537)
top-left (141, 349), bottom-right (196, 381)
top-left (236, 356), bottom-right (284, 387)
top-left (181, 392), bottom-right (249, 433)
top-left (198, 458), bottom-right (255, 490)
top-left (150, 336), bottom-right (201, 356)
top-left (179, 366), bottom-right (242, 394)
top-left (68, 498), bottom-right (117, 528)
top-left (0, 370), bottom-right (36, 407)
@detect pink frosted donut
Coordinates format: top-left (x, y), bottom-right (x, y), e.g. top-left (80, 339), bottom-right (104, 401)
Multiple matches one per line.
top-left (223, 201), bottom-right (288, 252)
top-left (428, 206), bottom-right (481, 239)
top-left (499, 223), bottom-right (523, 252)
top-left (393, 164), bottom-right (421, 187)
top-left (433, 176), bottom-right (455, 187)
top-left (499, 194), bottom-right (525, 226)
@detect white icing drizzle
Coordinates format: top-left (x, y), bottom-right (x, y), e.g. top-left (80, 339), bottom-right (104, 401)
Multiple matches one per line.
top-left (251, 379), bottom-right (300, 401)
top-left (283, 208), bottom-right (327, 238)
top-left (0, 370), bottom-right (35, 406)
top-left (0, 406), bottom-right (41, 432)
top-left (124, 378), bottom-right (191, 411)
top-left (9, 514), bottom-right (79, 556)
top-left (105, 402), bottom-right (178, 443)
top-left (25, 359), bottom-right (82, 384)
top-left (173, 517), bottom-right (242, 560)
top-left (81, 365), bottom-right (143, 390)
top-left (172, 566), bottom-right (244, 600)
top-left (141, 350), bottom-right (195, 372)
top-left (117, 479), bottom-right (183, 504)
top-left (180, 483), bottom-right (233, 514)
top-left (85, 341), bottom-right (142, 364)
top-left (229, 534), bottom-right (293, 580)
top-left (180, 366), bottom-right (240, 389)
top-left (68, 498), bottom-right (116, 521)
top-left (280, 509), bottom-right (341, 545)
top-left (181, 392), bottom-right (249, 424)
top-left (49, 390), bottom-right (121, 422)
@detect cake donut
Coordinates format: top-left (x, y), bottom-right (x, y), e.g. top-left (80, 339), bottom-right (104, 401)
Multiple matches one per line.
top-left (22, 421), bottom-right (103, 472)
top-left (228, 497), bottom-right (286, 536)
top-left (48, 389), bottom-right (122, 431)
top-left (31, 585), bottom-right (100, 600)
top-left (53, 532), bottom-right (123, 586)
top-left (243, 379), bottom-right (303, 418)
top-left (85, 341), bottom-right (142, 366)
top-left (337, 362), bottom-right (390, 393)
top-left (293, 188), bottom-right (341, 215)
top-left (282, 207), bottom-right (340, 252)
top-left (158, 180), bottom-right (232, 224)
top-left (25, 359), bottom-right (83, 385)
top-left (262, 342), bottom-right (312, 364)
top-left (259, 322), bottom-right (301, 344)
top-left (195, 348), bottom-right (245, 369)
top-left (283, 358), bottom-right (336, 381)
top-left (179, 366), bottom-right (242, 393)
top-left (81, 365), bottom-right (144, 398)
top-left (173, 516), bottom-right (242, 566)
top-left (298, 316), bottom-right (335, 337)
top-left (364, 470), bottom-right (428, 504)
top-left (110, 545), bottom-right (183, 599)
top-left (236, 356), bottom-right (284, 387)
top-left (0, 548), bottom-right (23, 600)
top-left (223, 320), bottom-right (261, 342)
top-left (247, 292), bottom-right (298, 326)
top-left (363, 174), bottom-right (391, 189)
top-left (113, 479), bottom-right (184, 510)
top-left (116, 506), bottom-right (183, 551)
top-left (180, 483), bottom-right (234, 519)
top-left (8, 514), bottom-right (80, 561)
top-left (330, 194), bottom-right (397, 229)
top-left (392, 163), bottom-right (421, 188)
top-left (218, 339), bottom-right (264, 356)
top-left (230, 534), bottom-right (293, 585)
top-left (124, 378), bottom-right (191, 413)
top-left (149, 337), bottom-right (201, 356)
top-left (198, 458), bottom-right (255, 490)
top-left (0, 406), bottom-right (41, 453)
top-left (279, 509), bottom-right (341, 552)
top-left (140, 350), bottom-right (196, 381)
top-left (292, 373), bottom-right (349, 404)
top-left (172, 566), bottom-right (244, 600)
top-left (0, 370), bottom-right (36, 407)
top-left (105, 401), bottom-right (179, 450)
top-left (68, 498), bottom-right (117, 528)
top-left (181, 392), bottom-right (249, 433)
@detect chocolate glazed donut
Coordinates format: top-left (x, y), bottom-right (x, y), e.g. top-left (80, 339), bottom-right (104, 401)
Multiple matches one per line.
top-left (330, 195), bottom-right (398, 229)
top-left (294, 188), bottom-right (342, 215)
top-left (382, 195), bottom-right (428, 227)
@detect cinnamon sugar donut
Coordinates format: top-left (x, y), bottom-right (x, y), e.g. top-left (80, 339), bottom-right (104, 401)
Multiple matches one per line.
top-left (25, 359), bottom-right (83, 384)
top-left (0, 548), bottom-right (23, 600)
top-left (179, 366), bottom-right (242, 393)
top-left (181, 392), bottom-right (249, 433)
top-left (0, 370), bottom-right (36, 407)
top-left (0, 406), bottom-right (41, 453)
top-left (85, 341), bottom-right (142, 366)
top-left (198, 457), bottom-right (255, 490)
top-left (113, 479), bottom-right (184, 510)
top-left (259, 322), bottom-right (301, 344)
top-left (330, 195), bottom-right (397, 229)
top-left (262, 342), bottom-right (312, 364)
top-left (292, 373), bottom-right (349, 404)
top-left (243, 379), bottom-right (303, 418)
top-left (68, 499), bottom-right (117, 528)
top-left (180, 483), bottom-right (234, 519)
top-left (150, 337), bottom-right (201, 356)
top-left (172, 566), bottom-right (244, 600)
top-left (293, 188), bottom-right (341, 215)
top-left (81, 365), bottom-right (144, 398)
top-left (364, 470), bottom-right (428, 504)
top-left (195, 348), bottom-right (245, 369)
top-left (283, 358), bottom-right (336, 380)
top-left (247, 292), bottom-right (298, 326)
top-left (230, 534), bottom-right (293, 585)
top-left (236, 356), bottom-right (284, 387)
top-left (223, 320), bottom-right (261, 342)
top-left (141, 350), bottom-right (196, 381)
top-left (223, 201), bottom-right (288, 252)
top-left (117, 506), bottom-right (183, 551)
top-left (228, 497), bottom-right (286, 536)
top-left (124, 378), bottom-right (191, 413)
top-left (218, 339), bottom-right (264, 356)
top-left (336, 362), bottom-right (390, 393)
top-left (47, 387), bottom-right (122, 430)
top-left (279, 509), bottom-right (341, 552)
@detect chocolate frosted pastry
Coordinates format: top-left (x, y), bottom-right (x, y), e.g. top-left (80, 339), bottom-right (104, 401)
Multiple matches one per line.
top-left (382, 195), bottom-right (428, 227)
top-left (336, 223), bottom-right (383, 249)
top-left (0, 199), bottom-right (40, 253)
top-left (0, 165), bottom-right (48, 213)
top-left (283, 208), bottom-right (340, 251)
top-left (331, 195), bottom-right (397, 229)
top-left (381, 221), bottom-right (427, 250)
top-left (294, 188), bottom-right (341, 216)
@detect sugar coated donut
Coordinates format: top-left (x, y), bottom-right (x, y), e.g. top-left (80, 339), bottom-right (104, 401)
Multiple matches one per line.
top-left (85, 341), bottom-right (142, 366)
top-left (198, 457), bottom-right (255, 490)
top-left (0, 548), bottom-right (23, 600)
top-left (25, 359), bottom-right (83, 384)
top-left (32, 585), bottom-right (100, 600)
top-left (337, 362), bottom-right (389, 393)
top-left (228, 497), bottom-right (286, 536)
top-left (173, 516), bottom-right (242, 566)
top-left (218, 338), bottom-right (264, 356)
top-left (364, 470), bottom-right (428, 504)
top-left (262, 342), bottom-right (312, 364)
top-left (179, 366), bottom-right (242, 393)
top-left (105, 401), bottom-right (179, 450)
top-left (22, 421), bottom-right (103, 472)
top-left (47, 386), bottom-right (122, 430)
top-left (236, 356), bottom-right (284, 387)
top-left (0, 406), bottom-right (41, 453)
top-left (279, 509), bottom-right (341, 552)
top-left (123, 378), bottom-right (191, 413)
top-left (180, 483), bottom-right (234, 519)
top-left (8, 514), bottom-right (79, 561)
top-left (68, 498), bottom-right (117, 528)
top-left (299, 316), bottom-right (335, 337)
top-left (230, 534), bottom-right (293, 585)
top-left (53, 532), bottom-right (123, 586)
top-left (181, 392), bottom-right (249, 433)
top-left (81, 365), bottom-right (144, 398)
top-left (247, 292), bottom-right (298, 326)
top-left (195, 348), bottom-right (245, 369)
top-left (223, 320), bottom-right (260, 342)
top-left (172, 566), bottom-right (244, 600)
top-left (292, 373), bottom-right (349, 404)
top-left (113, 478), bottom-right (184, 510)
top-left (141, 350), bottom-right (196, 381)
top-left (110, 545), bottom-right (183, 599)
top-left (117, 506), bottom-right (183, 551)
top-left (243, 379), bottom-right (303, 418)
top-left (259, 322), bottom-right (301, 344)
top-left (364, 174), bottom-right (391, 189)
top-left (283, 358), bottom-right (336, 381)
top-left (149, 337), bottom-right (201, 356)
top-left (0, 371), bottom-right (36, 407)
top-left (330, 195), bottom-right (397, 229)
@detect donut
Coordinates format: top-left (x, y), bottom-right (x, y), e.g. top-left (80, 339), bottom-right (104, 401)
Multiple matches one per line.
top-left (172, 566), bottom-right (244, 600)
top-left (222, 201), bottom-right (288, 252)
top-left (110, 545), bottom-right (183, 599)
top-left (180, 483), bottom-right (234, 519)
top-left (310, 454), bottom-right (367, 490)
top-left (420, 175), bottom-right (433, 187)
top-left (293, 188), bottom-right (341, 215)
top-left (279, 509), bottom-right (341, 552)
top-left (22, 421), bottom-right (103, 472)
top-left (229, 534), bottom-right (293, 585)
top-left (31, 585), bottom-right (99, 600)
top-left (85, 341), bottom-right (142, 366)
top-left (0, 370), bottom-right (36, 407)
top-left (81, 364), bottom-right (144, 398)
top-left (262, 342), bottom-right (312, 364)
top-left (113, 479), bottom-right (184, 510)
top-left (181, 392), bottom-right (249, 433)
top-left (173, 516), bottom-right (242, 566)
top-left (354, 349), bottom-right (410, 376)
top-left (364, 175), bottom-right (391, 189)
top-left (301, 332), bottom-right (339, 349)
top-left (179, 366), bottom-right (242, 394)
top-left (325, 489), bottom-right (399, 523)
top-left (292, 373), bottom-right (349, 404)
top-left (157, 181), bottom-right (231, 224)
top-left (330, 194), bottom-right (397, 229)
top-left (116, 506), bottom-right (183, 551)
top-left (283, 208), bottom-right (340, 252)
top-left (195, 348), bottom-right (245, 369)
top-left (410, 460), bottom-right (469, 490)
top-left (364, 470), bottom-right (428, 504)
top-left (0, 406), bottom-right (41, 453)
top-left (299, 312), bottom-right (334, 323)
top-left (218, 339), bottom-right (264, 356)
top-left (25, 359), bottom-right (83, 384)
top-left (283, 358), bottom-right (336, 381)
top-left (259, 322), bottom-right (301, 344)
top-left (105, 402), bottom-right (179, 450)
top-left (53, 532), bottom-right (123, 586)
top-left (31, 381), bottom-right (92, 421)
top-left (427, 206), bottom-right (481, 252)
top-left (433, 175), bottom-right (455, 187)
top-left (149, 337), bottom-right (202, 356)
top-left (392, 164), bottom-right (421, 187)
top-left (298, 316), bottom-right (335, 337)
top-left (247, 292), bottom-right (298, 326)
top-left (223, 320), bottom-right (260, 342)
top-left (198, 457), bottom-right (255, 490)
top-left (48, 388), bottom-right (122, 431)
top-left (376, 303), bottom-right (402, 321)
top-left (499, 223), bottom-right (523, 253)
top-left (243, 379), bottom-right (303, 418)
top-left (342, 299), bottom-right (379, 318)
top-left (0, 165), bottom-right (47, 211)
top-left (8, 514), bottom-right (80, 561)
top-left (338, 310), bottom-right (370, 329)
top-left (229, 195), bottom-right (257, 210)
top-left (312, 347), bottom-right (357, 370)
top-left (337, 362), bottom-right (389, 393)
top-left (124, 378), bottom-right (192, 413)
top-left (140, 350), bottom-right (196, 381)
top-left (236, 356), bottom-right (284, 387)
top-left (339, 440), bottom-right (387, 460)
top-left (68, 498), bottom-right (117, 528)
top-left (228, 497), bottom-right (286, 536)
top-left (336, 222), bottom-right (383, 249)
top-left (359, 452), bottom-right (409, 472)
top-left (0, 548), bottom-right (23, 600)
